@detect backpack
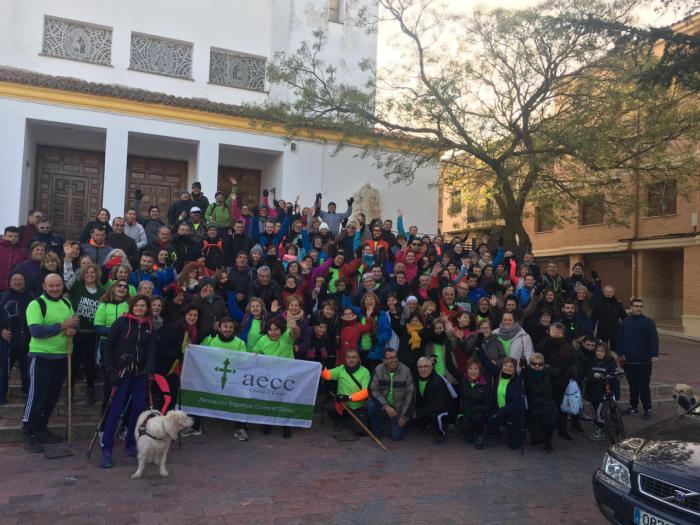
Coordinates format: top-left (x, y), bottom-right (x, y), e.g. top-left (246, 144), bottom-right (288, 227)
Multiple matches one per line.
top-left (560, 379), bottom-right (583, 415)
top-left (37, 296), bottom-right (72, 318)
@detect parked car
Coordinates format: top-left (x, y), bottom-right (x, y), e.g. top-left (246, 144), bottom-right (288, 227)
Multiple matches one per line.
top-left (592, 402), bottom-right (700, 525)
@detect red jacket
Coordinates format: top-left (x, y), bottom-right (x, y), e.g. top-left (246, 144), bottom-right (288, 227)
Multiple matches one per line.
top-left (0, 240), bottom-right (27, 291)
top-left (337, 316), bottom-right (374, 365)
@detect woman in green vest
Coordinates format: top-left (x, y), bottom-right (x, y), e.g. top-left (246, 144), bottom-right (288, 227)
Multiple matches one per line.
top-left (94, 279), bottom-right (130, 413)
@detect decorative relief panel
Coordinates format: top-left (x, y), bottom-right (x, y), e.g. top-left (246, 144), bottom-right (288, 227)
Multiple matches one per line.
top-left (41, 16), bottom-right (112, 65)
top-left (209, 48), bottom-right (266, 92)
top-left (129, 33), bottom-right (192, 79)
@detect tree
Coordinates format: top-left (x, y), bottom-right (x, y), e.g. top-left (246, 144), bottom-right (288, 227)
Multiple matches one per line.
top-left (265, 0), bottom-right (700, 252)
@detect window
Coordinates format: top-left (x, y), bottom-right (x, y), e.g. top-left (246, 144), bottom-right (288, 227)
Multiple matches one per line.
top-left (579, 194), bottom-right (605, 226)
top-left (647, 179), bottom-right (677, 216)
top-left (329, 0), bottom-right (342, 23)
top-left (467, 198), bottom-right (499, 223)
top-left (535, 205), bottom-right (554, 233)
top-left (447, 190), bottom-right (462, 216)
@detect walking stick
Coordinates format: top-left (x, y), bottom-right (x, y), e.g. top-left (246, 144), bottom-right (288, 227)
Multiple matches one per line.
top-left (66, 335), bottom-right (73, 444)
top-left (86, 368), bottom-right (126, 459)
top-left (329, 392), bottom-right (387, 452)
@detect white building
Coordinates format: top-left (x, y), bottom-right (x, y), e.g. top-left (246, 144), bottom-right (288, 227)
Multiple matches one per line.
top-left (0, 0), bottom-right (437, 240)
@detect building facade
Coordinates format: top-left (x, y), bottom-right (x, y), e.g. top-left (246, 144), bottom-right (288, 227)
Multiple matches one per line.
top-left (0, 0), bottom-right (438, 240)
top-left (439, 14), bottom-right (700, 338)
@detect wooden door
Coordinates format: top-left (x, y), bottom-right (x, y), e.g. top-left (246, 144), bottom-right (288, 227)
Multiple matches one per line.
top-left (218, 166), bottom-right (261, 209)
top-left (126, 157), bottom-right (188, 225)
top-left (34, 146), bottom-right (105, 241)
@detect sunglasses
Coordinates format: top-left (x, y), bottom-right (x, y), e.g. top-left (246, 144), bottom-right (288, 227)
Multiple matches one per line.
top-left (531, 361), bottom-right (545, 367)
top-left (116, 284), bottom-right (128, 289)
top-left (411, 243), bottom-right (421, 246)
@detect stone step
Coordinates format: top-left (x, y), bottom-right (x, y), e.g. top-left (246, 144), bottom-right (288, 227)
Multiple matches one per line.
top-left (0, 415), bottom-right (100, 443)
top-left (0, 400), bottom-right (102, 420)
top-left (7, 382), bottom-right (105, 402)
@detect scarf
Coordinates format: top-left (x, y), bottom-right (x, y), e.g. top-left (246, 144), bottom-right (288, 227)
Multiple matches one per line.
top-left (497, 323), bottom-right (519, 340)
top-left (152, 315), bottom-right (164, 331)
top-left (406, 321), bottom-right (423, 350)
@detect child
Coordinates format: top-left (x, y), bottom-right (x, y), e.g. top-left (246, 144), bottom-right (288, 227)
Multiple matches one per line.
top-left (585, 342), bottom-right (618, 441)
top-left (337, 305), bottom-right (374, 366)
top-left (306, 318), bottom-right (335, 368)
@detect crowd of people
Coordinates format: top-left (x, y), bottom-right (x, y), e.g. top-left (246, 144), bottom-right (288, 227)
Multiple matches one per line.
top-left (0, 177), bottom-right (660, 466)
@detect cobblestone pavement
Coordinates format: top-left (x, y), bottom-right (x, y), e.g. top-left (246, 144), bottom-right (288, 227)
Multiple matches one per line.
top-left (0, 333), bottom-right (691, 525)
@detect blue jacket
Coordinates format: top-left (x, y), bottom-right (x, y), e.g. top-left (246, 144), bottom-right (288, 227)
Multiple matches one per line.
top-left (617, 314), bottom-right (659, 362)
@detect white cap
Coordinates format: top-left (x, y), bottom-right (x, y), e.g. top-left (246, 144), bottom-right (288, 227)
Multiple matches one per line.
top-left (319, 222), bottom-right (330, 231)
top-left (190, 207), bottom-right (202, 213)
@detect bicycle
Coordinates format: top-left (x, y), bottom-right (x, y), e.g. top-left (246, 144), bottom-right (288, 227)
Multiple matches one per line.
top-left (600, 371), bottom-right (626, 444)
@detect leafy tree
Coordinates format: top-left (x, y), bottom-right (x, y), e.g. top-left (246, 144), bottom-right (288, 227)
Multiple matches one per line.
top-left (264, 0), bottom-right (700, 251)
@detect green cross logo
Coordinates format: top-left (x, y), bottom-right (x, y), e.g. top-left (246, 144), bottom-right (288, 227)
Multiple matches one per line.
top-left (214, 357), bottom-right (235, 390)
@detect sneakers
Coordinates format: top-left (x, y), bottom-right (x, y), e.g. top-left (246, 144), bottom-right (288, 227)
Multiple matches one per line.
top-left (642, 409), bottom-right (652, 420)
top-left (124, 446), bottom-right (138, 457)
top-left (180, 427), bottom-right (202, 437)
top-left (544, 441), bottom-right (554, 453)
top-left (101, 449), bottom-right (112, 469)
top-left (23, 435), bottom-right (44, 453)
top-left (624, 407), bottom-right (639, 416)
top-left (474, 433), bottom-right (484, 450)
top-left (591, 427), bottom-right (608, 441)
top-left (234, 429), bottom-right (249, 441)
top-left (36, 429), bottom-right (64, 444)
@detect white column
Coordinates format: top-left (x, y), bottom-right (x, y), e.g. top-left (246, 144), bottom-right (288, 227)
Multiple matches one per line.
top-left (102, 127), bottom-right (129, 215)
top-left (196, 139), bottom-right (220, 196)
top-left (0, 113), bottom-right (27, 227)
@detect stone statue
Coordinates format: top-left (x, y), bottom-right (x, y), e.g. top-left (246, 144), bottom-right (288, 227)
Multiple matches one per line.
top-left (352, 183), bottom-right (381, 221)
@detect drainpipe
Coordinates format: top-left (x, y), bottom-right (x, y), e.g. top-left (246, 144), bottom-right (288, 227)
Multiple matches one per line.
top-left (630, 112), bottom-right (641, 297)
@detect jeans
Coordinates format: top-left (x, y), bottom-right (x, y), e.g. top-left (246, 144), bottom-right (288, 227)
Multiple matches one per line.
top-left (367, 398), bottom-right (405, 441)
top-left (102, 373), bottom-right (147, 451)
top-left (625, 361), bottom-right (652, 411)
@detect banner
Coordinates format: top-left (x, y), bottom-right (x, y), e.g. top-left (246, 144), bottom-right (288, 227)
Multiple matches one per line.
top-left (179, 345), bottom-right (321, 428)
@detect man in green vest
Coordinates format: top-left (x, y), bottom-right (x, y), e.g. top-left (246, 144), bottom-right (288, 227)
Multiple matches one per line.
top-left (22, 273), bottom-right (79, 453)
top-left (321, 348), bottom-right (370, 435)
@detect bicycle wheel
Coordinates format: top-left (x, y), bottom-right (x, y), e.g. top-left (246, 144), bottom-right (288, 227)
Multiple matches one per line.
top-left (603, 399), bottom-right (625, 444)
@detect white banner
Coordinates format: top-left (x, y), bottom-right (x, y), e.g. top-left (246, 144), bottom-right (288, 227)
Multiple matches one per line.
top-left (179, 345), bottom-right (321, 428)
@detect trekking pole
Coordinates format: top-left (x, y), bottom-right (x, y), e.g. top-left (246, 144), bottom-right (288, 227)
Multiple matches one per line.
top-left (86, 368), bottom-right (126, 459)
top-left (67, 335), bottom-right (73, 444)
top-left (329, 392), bottom-right (387, 452)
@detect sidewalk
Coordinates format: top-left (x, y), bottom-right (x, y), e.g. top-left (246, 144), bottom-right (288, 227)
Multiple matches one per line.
top-left (654, 334), bottom-right (699, 389)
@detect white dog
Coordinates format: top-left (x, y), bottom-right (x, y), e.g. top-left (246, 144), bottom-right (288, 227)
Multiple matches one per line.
top-left (131, 409), bottom-right (193, 479)
top-left (672, 383), bottom-right (696, 415)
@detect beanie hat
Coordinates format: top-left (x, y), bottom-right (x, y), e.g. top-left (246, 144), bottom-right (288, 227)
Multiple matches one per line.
top-left (199, 277), bottom-right (215, 288)
top-left (250, 244), bottom-right (263, 256)
top-left (319, 222), bottom-right (330, 232)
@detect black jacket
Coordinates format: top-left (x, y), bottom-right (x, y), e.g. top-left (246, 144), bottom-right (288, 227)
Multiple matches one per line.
top-left (103, 314), bottom-right (157, 380)
top-left (168, 200), bottom-right (193, 226)
top-left (461, 379), bottom-right (491, 415)
top-left (415, 371), bottom-right (452, 418)
top-left (247, 279), bottom-right (282, 311)
top-left (172, 235), bottom-right (202, 272)
top-left (591, 295), bottom-right (627, 342)
top-left (108, 232), bottom-right (139, 268)
top-left (0, 287), bottom-right (32, 352)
